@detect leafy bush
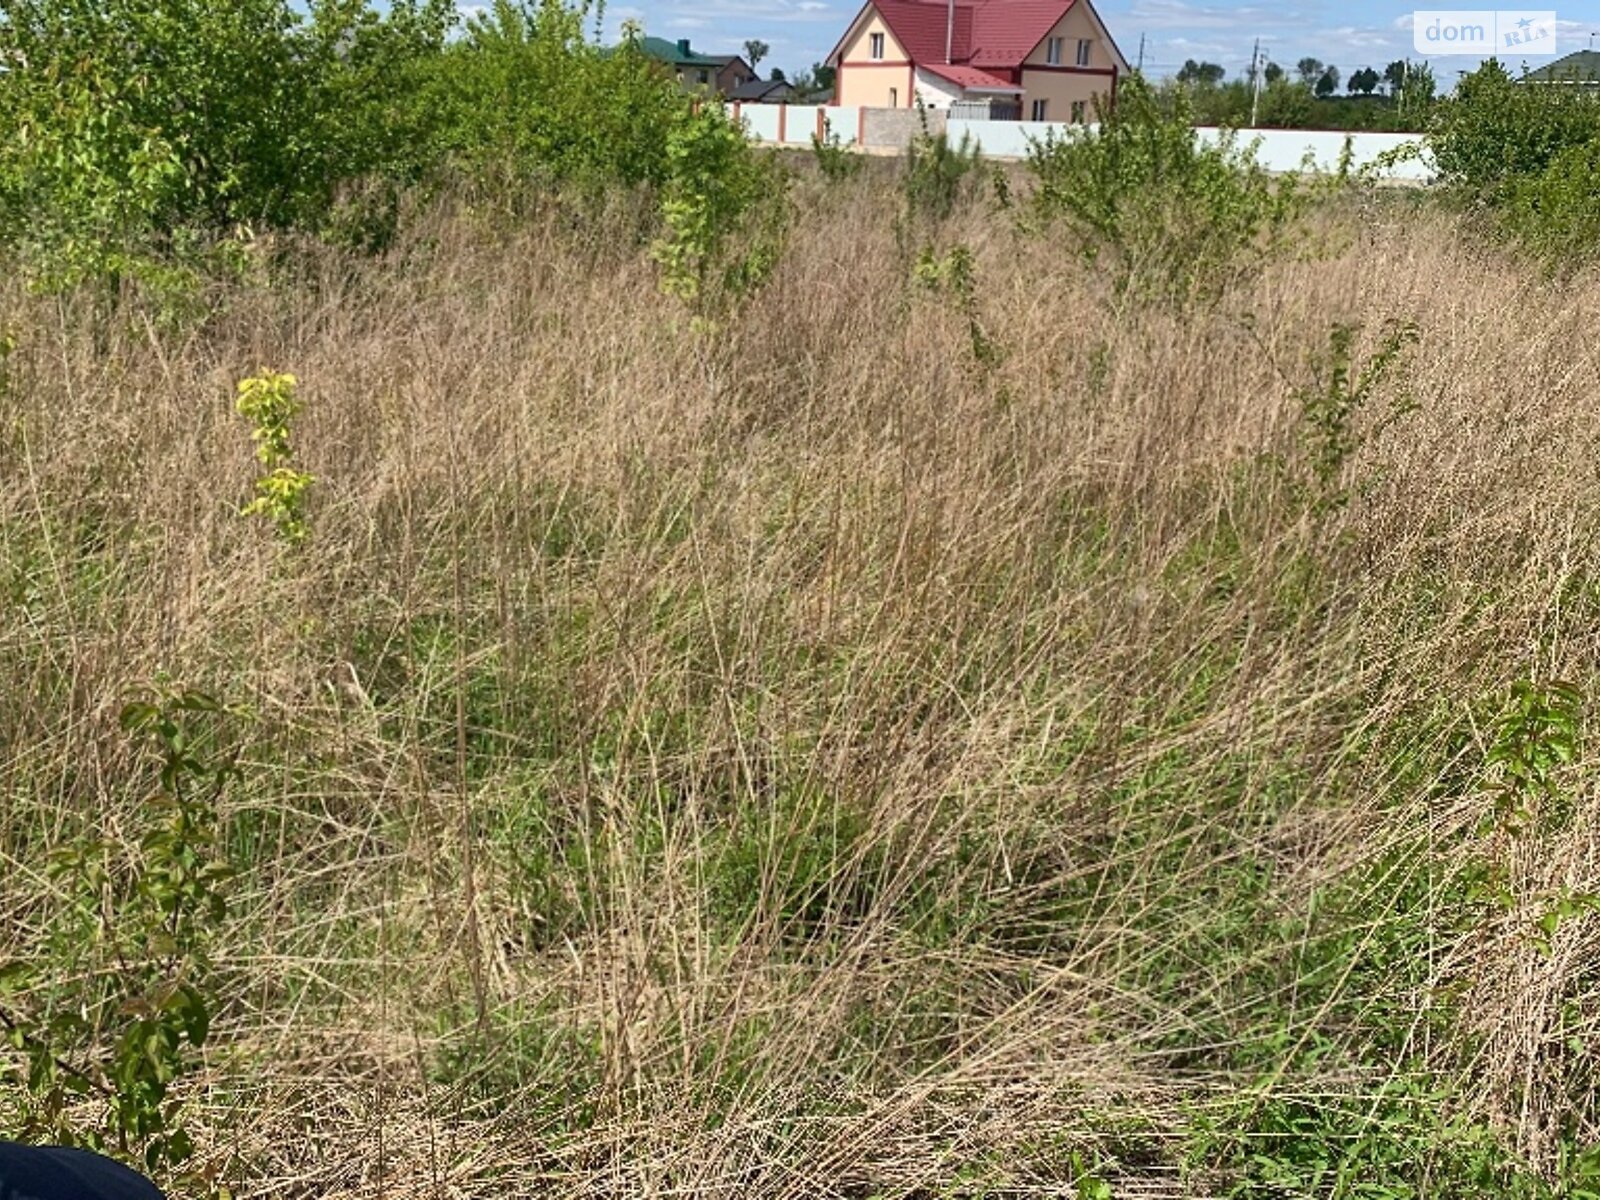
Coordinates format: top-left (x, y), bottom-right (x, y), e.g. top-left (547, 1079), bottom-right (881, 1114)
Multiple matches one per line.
top-left (1025, 75), bottom-right (1308, 302)
top-left (1426, 59), bottom-right (1600, 265)
top-left (0, 0), bottom-right (453, 275)
top-left (236, 371), bottom-right (314, 545)
top-left (1502, 141), bottom-right (1600, 269)
top-left (0, 0), bottom-right (694, 278)
top-left (1295, 319), bottom-right (1419, 511)
top-left (1430, 60), bottom-right (1600, 207)
top-left (424, 3), bottom-right (688, 195)
top-left (903, 116), bottom-right (983, 226)
top-left (653, 101), bottom-right (789, 320)
top-left (811, 118), bottom-right (863, 183)
top-left (1, 691), bottom-right (238, 1191)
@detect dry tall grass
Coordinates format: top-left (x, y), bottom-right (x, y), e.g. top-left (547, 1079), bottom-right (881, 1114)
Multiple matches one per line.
top-left (3, 178), bottom-right (1600, 1197)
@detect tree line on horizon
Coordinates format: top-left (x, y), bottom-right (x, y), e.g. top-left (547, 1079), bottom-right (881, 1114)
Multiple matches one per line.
top-left (1169, 55), bottom-right (1439, 131)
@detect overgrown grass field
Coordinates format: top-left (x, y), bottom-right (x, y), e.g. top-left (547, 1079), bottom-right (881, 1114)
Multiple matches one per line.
top-left (4, 166), bottom-right (1600, 1197)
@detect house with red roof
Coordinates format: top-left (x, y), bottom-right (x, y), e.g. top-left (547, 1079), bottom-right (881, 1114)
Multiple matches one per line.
top-left (828, 0), bottom-right (1128, 122)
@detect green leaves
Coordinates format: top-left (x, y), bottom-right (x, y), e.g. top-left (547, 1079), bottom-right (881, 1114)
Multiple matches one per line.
top-left (1025, 74), bottom-right (1310, 304)
top-left (913, 243), bottom-right (1004, 370)
top-left (902, 121), bottom-right (983, 227)
top-left (2, 686), bottom-right (238, 1191)
top-left (1429, 59), bottom-right (1600, 267)
top-left (653, 100), bottom-right (788, 319)
top-left (1295, 318), bottom-right (1420, 511)
top-left (1486, 679), bottom-right (1582, 831)
top-left (235, 371), bottom-right (314, 544)
top-left (810, 118), bottom-right (861, 183)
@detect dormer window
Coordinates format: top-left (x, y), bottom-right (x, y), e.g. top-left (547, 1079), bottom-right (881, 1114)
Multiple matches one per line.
top-left (1046, 37), bottom-right (1063, 65)
top-left (1076, 38), bottom-right (1092, 66)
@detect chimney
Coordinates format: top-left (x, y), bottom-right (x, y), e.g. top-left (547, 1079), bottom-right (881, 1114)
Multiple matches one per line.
top-left (677, 38), bottom-right (693, 57)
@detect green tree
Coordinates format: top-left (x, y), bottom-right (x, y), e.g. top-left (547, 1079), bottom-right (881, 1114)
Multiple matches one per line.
top-left (1296, 56), bottom-right (1324, 84)
top-left (653, 99), bottom-right (787, 315)
top-left (1177, 59), bottom-right (1226, 86)
top-left (743, 38), bottom-right (769, 69)
top-left (1315, 66), bottom-right (1341, 98)
top-left (1264, 60), bottom-right (1285, 84)
top-left (1397, 60), bottom-right (1436, 120)
top-left (1383, 59), bottom-right (1409, 94)
top-left (1349, 66), bottom-right (1381, 95)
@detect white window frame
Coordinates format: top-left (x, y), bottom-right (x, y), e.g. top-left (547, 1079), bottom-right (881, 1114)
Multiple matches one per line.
top-left (1076, 38), bottom-right (1092, 66)
top-left (1045, 37), bottom-right (1063, 65)
top-left (870, 32), bottom-right (885, 60)
top-left (1070, 99), bottom-right (1086, 123)
top-left (1031, 98), bottom-right (1048, 121)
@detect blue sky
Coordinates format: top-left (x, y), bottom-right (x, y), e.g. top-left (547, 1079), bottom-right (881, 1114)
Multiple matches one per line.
top-left (534, 0), bottom-right (1600, 83)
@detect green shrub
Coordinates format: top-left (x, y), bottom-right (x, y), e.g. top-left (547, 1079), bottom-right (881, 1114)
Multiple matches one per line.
top-left (1503, 142), bottom-right (1600, 269)
top-left (903, 114), bottom-right (983, 226)
top-left (1, 690), bottom-right (238, 1191)
top-left (653, 100), bottom-right (789, 320)
top-left (425, 3), bottom-right (687, 195)
top-left (811, 118), bottom-right (863, 183)
top-left (1430, 60), bottom-right (1600, 207)
top-left (0, 0), bottom-right (689, 277)
top-left (1024, 74), bottom-right (1308, 303)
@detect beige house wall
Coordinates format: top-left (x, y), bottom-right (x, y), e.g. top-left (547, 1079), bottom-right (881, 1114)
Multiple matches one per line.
top-left (840, 64), bottom-right (915, 107)
top-left (1019, 5), bottom-right (1122, 119)
top-left (838, 10), bottom-right (908, 63)
top-left (1019, 69), bottom-right (1114, 120)
top-left (838, 10), bottom-right (914, 107)
top-left (1023, 5), bottom-right (1121, 70)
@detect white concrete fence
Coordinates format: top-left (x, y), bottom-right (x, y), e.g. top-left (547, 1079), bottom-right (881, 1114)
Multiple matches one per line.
top-left (730, 102), bottom-right (1435, 183)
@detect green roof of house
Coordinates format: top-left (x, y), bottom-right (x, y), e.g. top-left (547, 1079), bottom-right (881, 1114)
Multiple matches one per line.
top-left (1522, 49), bottom-right (1600, 82)
top-left (637, 36), bottom-right (728, 67)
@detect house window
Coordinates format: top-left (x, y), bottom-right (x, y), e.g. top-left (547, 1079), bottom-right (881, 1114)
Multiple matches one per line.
top-left (1046, 37), bottom-right (1063, 65)
top-left (1076, 38), bottom-right (1092, 66)
top-left (1031, 98), bottom-right (1048, 121)
top-left (698, 69), bottom-right (709, 85)
top-left (1071, 100), bottom-right (1086, 123)
top-left (870, 32), bottom-right (885, 60)
top-left (889, 86), bottom-right (899, 107)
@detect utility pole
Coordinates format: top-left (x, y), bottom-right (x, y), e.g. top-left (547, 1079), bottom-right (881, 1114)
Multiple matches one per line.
top-left (1137, 33), bottom-right (1146, 71)
top-left (946, 0), bottom-right (955, 63)
top-left (1249, 38), bottom-right (1262, 126)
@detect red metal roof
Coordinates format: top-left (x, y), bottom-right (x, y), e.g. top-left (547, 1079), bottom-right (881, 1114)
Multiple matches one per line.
top-left (972, 0), bottom-right (1079, 67)
top-left (860, 0), bottom-right (1083, 71)
top-left (920, 62), bottom-right (1024, 91)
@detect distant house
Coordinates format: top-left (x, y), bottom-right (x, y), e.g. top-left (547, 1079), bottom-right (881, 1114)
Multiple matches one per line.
top-left (730, 78), bottom-right (801, 104)
top-left (827, 0), bottom-right (1128, 121)
top-left (1521, 49), bottom-right (1600, 86)
top-left (637, 37), bottom-right (757, 95)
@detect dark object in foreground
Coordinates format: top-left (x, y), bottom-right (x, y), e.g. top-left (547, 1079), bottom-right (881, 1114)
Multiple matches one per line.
top-left (0, 1142), bottom-right (165, 1200)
